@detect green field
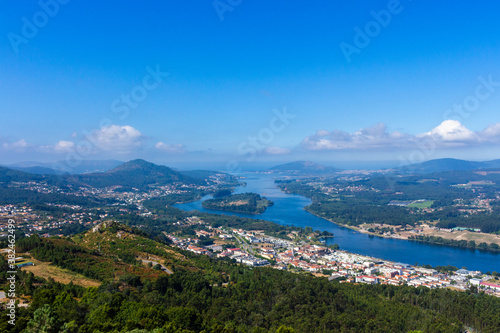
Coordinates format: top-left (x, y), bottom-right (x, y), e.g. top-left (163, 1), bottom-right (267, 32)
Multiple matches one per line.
top-left (407, 200), bottom-right (434, 208)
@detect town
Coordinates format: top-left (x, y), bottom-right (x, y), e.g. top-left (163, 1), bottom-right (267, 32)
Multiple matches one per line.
top-left (162, 216), bottom-right (500, 298)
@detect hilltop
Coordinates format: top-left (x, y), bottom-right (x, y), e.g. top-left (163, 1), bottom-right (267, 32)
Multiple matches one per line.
top-left (16, 221), bottom-right (181, 283)
top-left (67, 159), bottom-right (204, 189)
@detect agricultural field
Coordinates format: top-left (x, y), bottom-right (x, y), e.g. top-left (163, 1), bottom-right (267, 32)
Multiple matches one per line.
top-left (407, 200), bottom-right (435, 208)
top-left (21, 258), bottom-right (101, 288)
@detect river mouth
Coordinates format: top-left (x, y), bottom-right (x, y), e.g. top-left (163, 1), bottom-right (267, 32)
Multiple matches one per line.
top-left (175, 172), bottom-right (500, 272)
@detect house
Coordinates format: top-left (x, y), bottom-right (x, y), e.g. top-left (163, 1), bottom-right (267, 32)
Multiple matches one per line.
top-left (480, 281), bottom-right (500, 291)
top-left (187, 245), bottom-right (211, 256)
top-left (16, 262), bottom-right (34, 268)
top-left (328, 274), bottom-right (345, 281)
top-left (414, 267), bottom-right (437, 275)
top-left (217, 251), bottom-right (232, 258)
top-left (355, 276), bottom-right (379, 284)
top-left (364, 267), bottom-right (379, 275)
top-left (206, 245), bottom-right (223, 252)
top-left (227, 248), bottom-right (243, 255)
top-left (241, 258), bottom-right (270, 267)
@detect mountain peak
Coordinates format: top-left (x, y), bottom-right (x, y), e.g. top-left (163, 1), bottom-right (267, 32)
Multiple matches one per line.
top-left (108, 159), bottom-right (155, 173)
top-left (73, 159), bottom-right (202, 188)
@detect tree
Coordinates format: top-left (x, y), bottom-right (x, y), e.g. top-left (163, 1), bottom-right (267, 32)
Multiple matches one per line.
top-left (276, 325), bottom-right (297, 333)
top-left (59, 321), bottom-right (78, 333)
top-left (25, 304), bottom-right (57, 333)
top-left (328, 244), bottom-right (339, 250)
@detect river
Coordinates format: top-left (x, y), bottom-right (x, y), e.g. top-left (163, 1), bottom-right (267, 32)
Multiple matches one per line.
top-left (176, 172), bottom-right (500, 272)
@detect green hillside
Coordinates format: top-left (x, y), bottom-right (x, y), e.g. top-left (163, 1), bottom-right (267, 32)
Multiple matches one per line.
top-left (202, 193), bottom-right (274, 214)
top-left (69, 159), bottom-right (204, 189)
top-left (0, 159), bottom-right (207, 191)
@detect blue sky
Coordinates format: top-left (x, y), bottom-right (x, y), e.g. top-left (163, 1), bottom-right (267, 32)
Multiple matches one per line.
top-left (1, 0), bottom-right (500, 170)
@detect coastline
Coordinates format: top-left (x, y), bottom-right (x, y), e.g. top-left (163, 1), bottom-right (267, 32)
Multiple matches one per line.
top-left (303, 206), bottom-right (500, 254)
top-left (302, 206), bottom-right (400, 239)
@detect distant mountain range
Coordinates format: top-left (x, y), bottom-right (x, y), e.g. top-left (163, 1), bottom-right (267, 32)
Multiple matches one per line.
top-left (267, 158), bottom-right (500, 175)
top-left (0, 165), bottom-right (55, 184)
top-left (4, 158), bottom-right (500, 183)
top-left (6, 159), bottom-right (123, 174)
top-left (268, 161), bottom-right (340, 175)
top-left (8, 166), bottom-right (66, 175)
top-left (400, 158), bottom-right (500, 173)
top-left (0, 159), bottom-right (205, 189)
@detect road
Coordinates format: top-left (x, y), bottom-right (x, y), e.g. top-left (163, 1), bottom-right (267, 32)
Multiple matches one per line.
top-left (234, 234), bottom-right (256, 255)
top-left (141, 259), bottom-right (173, 274)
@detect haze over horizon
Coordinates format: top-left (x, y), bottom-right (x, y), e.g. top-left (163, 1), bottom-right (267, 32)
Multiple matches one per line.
top-left (2, 1), bottom-right (500, 171)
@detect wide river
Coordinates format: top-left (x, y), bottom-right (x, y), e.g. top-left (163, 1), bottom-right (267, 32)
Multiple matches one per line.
top-left (177, 172), bottom-right (499, 272)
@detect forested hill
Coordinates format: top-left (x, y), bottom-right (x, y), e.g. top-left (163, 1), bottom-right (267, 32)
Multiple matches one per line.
top-left (202, 192), bottom-right (274, 214)
top-left (68, 159), bottom-right (203, 189)
top-left (0, 159), bottom-right (207, 190)
top-left (2, 221), bottom-right (500, 332)
top-left (0, 165), bottom-right (58, 184)
top-left (401, 158), bottom-right (500, 173)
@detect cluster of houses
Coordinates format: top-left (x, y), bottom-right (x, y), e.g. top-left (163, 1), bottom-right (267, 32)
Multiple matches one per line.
top-left (216, 247), bottom-right (269, 267)
top-left (275, 245), bottom-right (333, 272)
top-left (303, 252), bottom-right (500, 297)
top-left (231, 228), bottom-right (292, 248)
top-left (0, 204), bottom-right (33, 217)
top-left (0, 203), bottom-right (106, 238)
top-left (165, 219), bottom-right (500, 297)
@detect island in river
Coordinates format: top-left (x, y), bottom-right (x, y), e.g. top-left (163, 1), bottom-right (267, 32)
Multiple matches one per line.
top-left (202, 192), bottom-right (273, 214)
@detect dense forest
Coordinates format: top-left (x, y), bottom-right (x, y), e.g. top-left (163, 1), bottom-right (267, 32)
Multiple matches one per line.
top-left (2, 230), bottom-right (500, 332)
top-left (202, 193), bottom-right (273, 214)
top-left (409, 235), bottom-right (500, 252)
top-left (144, 191), bottom-right (203, 207)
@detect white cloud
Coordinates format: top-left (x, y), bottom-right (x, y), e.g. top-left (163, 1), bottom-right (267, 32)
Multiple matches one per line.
top-left (301, 123), bottom-right (411, 150)
top-left (481, 123), bottom-right (500, 142)
top-left (37, 125), bottom-right (145, 155)
top-left (2, 139), bottom-right (28, 151)
top-left (89, 125), bottom-right (145, 152)
top-left (155, 142), bottom-right (185, 153)
top-left (39, 140), bottom-right (75, 154)
top-left (53, 140), bottom-right (75, 153)
top-left (263, 146), bottom-right (291, 155)
top-left (418, 120), bottom-right (479, 144)
top-left (301, 120), bottom-right (500, 151)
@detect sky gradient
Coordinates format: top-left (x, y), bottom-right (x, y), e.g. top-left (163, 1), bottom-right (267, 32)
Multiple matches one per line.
top-left (1, 1), bottom-right (500, 170)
